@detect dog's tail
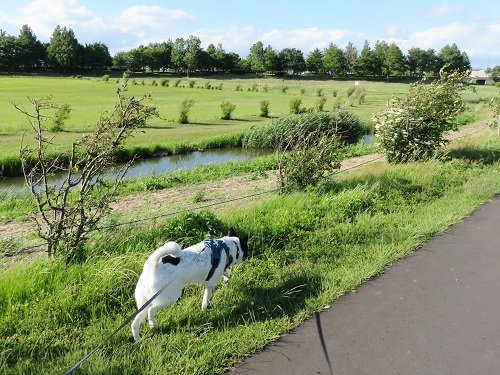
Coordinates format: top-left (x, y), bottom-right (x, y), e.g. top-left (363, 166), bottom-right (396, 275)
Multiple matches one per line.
top-left (143, 241), bottom-right (182, 273)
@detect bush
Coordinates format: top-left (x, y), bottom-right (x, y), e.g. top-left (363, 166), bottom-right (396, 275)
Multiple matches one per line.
top-left (289, 96), bottom-right (303, 114)
top-left (49, 103), bottom-right (71, 132)
top-left (260, 100), bottom-right (270, 117)
top-left (220, 101), bottom-right (236, 120)
top-left (243, 110), bottom-right (365, 150)
top-left (178, 98), bottom-right (195, 124)
top-left (373, 69), bottom-right (470, 163)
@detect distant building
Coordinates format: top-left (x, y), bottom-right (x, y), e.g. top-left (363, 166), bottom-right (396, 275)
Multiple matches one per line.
top-left (470, 69), bottom-right (494, 85)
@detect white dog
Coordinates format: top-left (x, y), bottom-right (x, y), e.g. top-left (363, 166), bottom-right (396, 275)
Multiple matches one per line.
top-left (131, 228), bottom-right (248, 341)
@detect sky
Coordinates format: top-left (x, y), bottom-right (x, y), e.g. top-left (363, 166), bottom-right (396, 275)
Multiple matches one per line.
top-left (0, 0), bottom-right (499, 69)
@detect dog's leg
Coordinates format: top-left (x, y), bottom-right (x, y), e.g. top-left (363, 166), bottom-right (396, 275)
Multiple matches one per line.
top-left (202, 285), bottom-right (214, 311)
top-left (222, 270), bottom-right (230, 284)
top-left (131, 307), bottom-right (149, 342)
top-left (148, 304), bottom-right (163, 328)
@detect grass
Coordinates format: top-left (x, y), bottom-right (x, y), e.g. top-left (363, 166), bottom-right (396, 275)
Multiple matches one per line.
top-left (1, 74), bottom-right (497, 176)
top-left (1, 133), bottom-right (500, 374)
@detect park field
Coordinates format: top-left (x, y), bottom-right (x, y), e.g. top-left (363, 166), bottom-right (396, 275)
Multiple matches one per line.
top-left (0, 74), bottom-right (496, 170)
top-left (0, 74), bottom-right (486, 158)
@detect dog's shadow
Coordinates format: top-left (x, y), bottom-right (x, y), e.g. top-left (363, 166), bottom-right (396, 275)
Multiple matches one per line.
top-left (152, 273), bottom-right (322, 337)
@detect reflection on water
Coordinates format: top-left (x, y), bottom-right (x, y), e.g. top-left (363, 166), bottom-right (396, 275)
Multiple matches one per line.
top-left (0, 148), bottom-right (269, 193)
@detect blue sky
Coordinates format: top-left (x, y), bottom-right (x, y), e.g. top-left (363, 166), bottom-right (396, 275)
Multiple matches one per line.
top-left (1, 0), bottom-right (499, 68)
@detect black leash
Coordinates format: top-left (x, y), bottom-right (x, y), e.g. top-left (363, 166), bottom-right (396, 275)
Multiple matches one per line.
top-left (315, 311), bottom-right (334, 375)
top-left (63, 250), bottom-right (204, 375)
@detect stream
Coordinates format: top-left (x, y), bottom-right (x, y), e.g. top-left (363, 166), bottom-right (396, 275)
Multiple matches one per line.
top-left (0, 148), bottom-right (269, 193)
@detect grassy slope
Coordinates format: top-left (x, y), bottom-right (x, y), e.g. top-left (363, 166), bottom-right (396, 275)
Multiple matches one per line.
top-left (1, 133), bottom-right (500, 374)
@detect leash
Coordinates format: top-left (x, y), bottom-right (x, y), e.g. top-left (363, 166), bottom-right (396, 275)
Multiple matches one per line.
top-left (63, 248), bottom-right (205, 375)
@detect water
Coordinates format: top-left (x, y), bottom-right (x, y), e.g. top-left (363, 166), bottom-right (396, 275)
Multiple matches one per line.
top-left (0, 148), bottom-right (269, 193)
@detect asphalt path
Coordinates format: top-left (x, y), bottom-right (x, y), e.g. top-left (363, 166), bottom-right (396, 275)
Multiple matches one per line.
top-left (227, 195), bottom-right (500, 374)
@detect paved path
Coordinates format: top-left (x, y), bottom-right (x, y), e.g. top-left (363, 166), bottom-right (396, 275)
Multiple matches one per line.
top-left (228, 195), bottom-right (500, 374)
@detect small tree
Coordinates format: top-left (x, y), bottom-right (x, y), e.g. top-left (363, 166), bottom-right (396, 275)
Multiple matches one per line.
top-left (16, 87), bottom-right (158, 262)
top-left (487, 95), bottom-right (500, 136)
top-left (373, 68), bottom-right (471, 163)
top-left (49, 103), bottom-right (71, 132)
top-left (259, 100), bottom-right (270, 117)
top-left (178, 98), bottom-right (195, 124)
top-left (290, 96), bottom-right (303, 114)
top-left (220, 100), bottom-right (236, 120)
top-left (277, 121), bottom-right (341, 192)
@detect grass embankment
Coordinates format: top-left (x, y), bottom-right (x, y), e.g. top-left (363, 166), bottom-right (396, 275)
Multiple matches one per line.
top-left (1, 133), bottom-right (500, 374)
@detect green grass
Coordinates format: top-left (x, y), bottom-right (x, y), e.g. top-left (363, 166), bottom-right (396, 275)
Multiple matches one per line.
top-left (1, 134), bottom-right (500, 374)
top-left (1, 75), bottom-right (495, 162)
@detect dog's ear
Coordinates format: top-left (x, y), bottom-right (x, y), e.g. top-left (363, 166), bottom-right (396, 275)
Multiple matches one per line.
top-left (240, 236), bottom-right (249, 258)
top-left (228, 227), bottom-right (237, 237)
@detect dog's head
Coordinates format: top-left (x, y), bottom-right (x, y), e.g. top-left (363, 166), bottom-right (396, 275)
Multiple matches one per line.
top-left (227, 227), bottom-right (249, 261)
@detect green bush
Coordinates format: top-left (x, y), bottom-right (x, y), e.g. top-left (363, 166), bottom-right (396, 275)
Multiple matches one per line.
top-left (243, 110), bottom-right (365, 150)
top-left (373, 69), bottom-right (470, 163)
top-left (221, 101), bottom-right (236, 120)
top-left (289, 96), bottom-right (303, 114)
top-left (178, 98), bottom-right (195, 124)
top-left (260, 100), bottom-right (270, 117)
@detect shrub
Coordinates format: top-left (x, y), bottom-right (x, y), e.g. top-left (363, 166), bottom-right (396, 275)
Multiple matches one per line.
top-left (243, 110), bottom-right (365, 150)
top-left (289, 96), bottom-right (303, 114)
top-left (315, 96), bottom-right (327, 112)
top-left (260, 100), bottom-right (270, 117)
top-left (373, 69), bottom-right (471, 163)
top-left (49, 103), bottom-right (71, 132)
top-left (101, 74), bottom-right (110, 82)
top-left (178, 98), bottom-right (195, 124)
top-left (220, 101), bottom-right (236, 120)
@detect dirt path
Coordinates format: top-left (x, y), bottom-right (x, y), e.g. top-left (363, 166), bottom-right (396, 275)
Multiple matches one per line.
top-left (0, 122), bottom-right (492, 246)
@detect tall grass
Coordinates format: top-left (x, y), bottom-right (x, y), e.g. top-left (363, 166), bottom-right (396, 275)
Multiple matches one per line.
top-left (1, 135), bottom-right (500, 374)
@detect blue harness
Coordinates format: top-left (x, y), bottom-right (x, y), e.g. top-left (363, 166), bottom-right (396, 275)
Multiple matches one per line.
top-left (204, 238), bottom-right (232, 281)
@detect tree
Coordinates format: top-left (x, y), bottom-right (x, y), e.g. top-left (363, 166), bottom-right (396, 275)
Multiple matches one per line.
top-left (356, 40), bottom-right (375, 76)
top-left (305, 48), bottom-right (323, 74)
top-left (83, 42), bottom-right (112, 72)
top-left (437, 43), bottom-right (471, 73)
top-left (373, 69), bottom-right (470, 163)
top-left (46, 25), bottom-right (80, 70)
top-left (17, 25), bottom-right (44, 69)
top-left (486, 65), bottom-right (500, 82)
top-left (0, 31), bottom-right (18, 69)
top-left (184, 35), bottom-right (202, 76)
top-left (17, 87), bottom-right (159, 262)
top-left (322, 43), bottom-right (346, 76)
top-left (279, 48), bottom-right (305, 75)
top-left (145, 41), bottom-right (172, 72)
top-left (344, 42), bottom-right (358, 75)
top-left (384, 42), bottom-right (406, 78)
top-left (247, 41), bottom-right (266, 73)
top-left (263, 44), bottom-right (280, 73)
top-left (373, 40), bottom-right (389, 77)
top-left (171, 37), bottom-right (186, 73)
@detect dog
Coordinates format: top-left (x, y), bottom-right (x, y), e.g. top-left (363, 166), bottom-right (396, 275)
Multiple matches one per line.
top-left (131, 228), bottom-right (248, 341)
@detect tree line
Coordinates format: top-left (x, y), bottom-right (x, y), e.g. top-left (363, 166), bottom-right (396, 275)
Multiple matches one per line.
top-left (0, 24), bottom-right (475, 78)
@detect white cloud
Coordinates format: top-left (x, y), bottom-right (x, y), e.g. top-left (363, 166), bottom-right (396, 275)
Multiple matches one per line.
top-left (422, 3), bottom-right (461, 18)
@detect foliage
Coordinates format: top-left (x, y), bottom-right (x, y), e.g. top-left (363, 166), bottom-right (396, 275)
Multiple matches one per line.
top-left (3, 137), bottom-right (500, 373)
top-left (259, 100), bottom-right (270, 117)
top-left (49, 103), bottom-right (71, 132)
top-left (277, 133), bottom-right (341, 192)
top-left (16, 87), bottom-right (158, 262)
top-left (487, 95), bottom-right (500, 134)
top-left (220, 100), bottom-right (236, 120)
top-left (289, 96), bottom-right (303, 114)
top-left (243, 110), bottom-right (365, 150)
top-left (373, 69), bottom-right (471, 163)
top-left (178, 98), bottom-right (195, 124)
